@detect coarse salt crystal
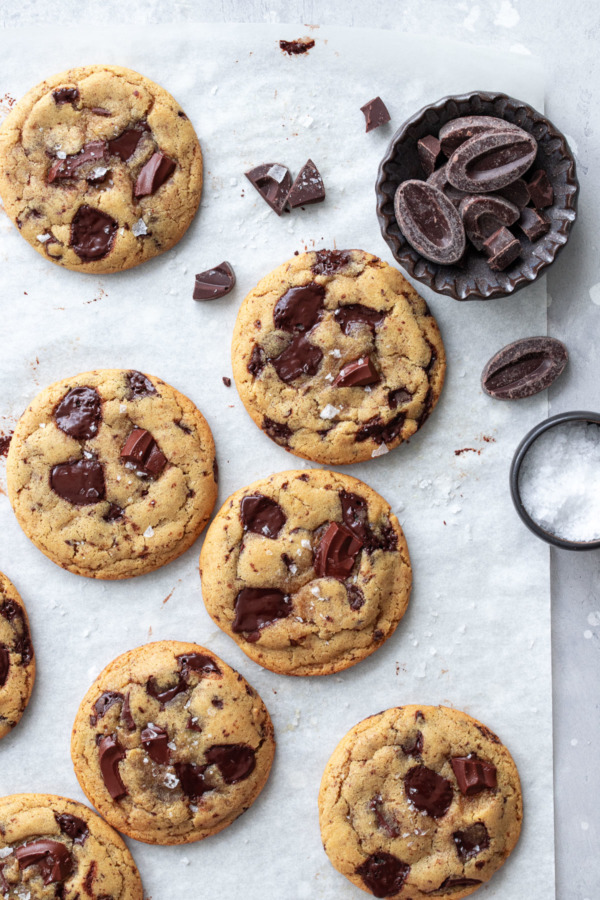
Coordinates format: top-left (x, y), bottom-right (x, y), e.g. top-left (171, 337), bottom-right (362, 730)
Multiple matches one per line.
top-left (56, 150), bottom-right (67, 159)
top-left (371, 444), bottom-right (389, 457)
top-left (320, 404), bottom-right (340, 420)
top-left (144, 525), bottom-right (154, 538)
top-left (163, 773), bottom-right (179, 789)
top-left (36, 233), bottom-right (51, 243)
top-left (301, 539), bottom-right (311, 549)
top-left (330, 349), bottom-right (342, 358)
top-left (0, 847), bottom-right (12, 858)
top-left (119, 403), bottom-right (127, 413)
top-left (132, 218), bottom-right (148, 237)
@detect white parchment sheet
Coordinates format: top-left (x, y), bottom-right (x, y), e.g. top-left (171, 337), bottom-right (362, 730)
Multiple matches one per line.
top-left (0, 24), bottom-right (553, 899)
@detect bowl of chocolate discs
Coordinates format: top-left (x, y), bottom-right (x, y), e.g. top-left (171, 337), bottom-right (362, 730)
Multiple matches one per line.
top-left (375, 90), bottom-right (579, 300)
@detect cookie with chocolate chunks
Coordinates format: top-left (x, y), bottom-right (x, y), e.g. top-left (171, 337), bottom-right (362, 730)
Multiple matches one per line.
top-left (319, 705), bottom-right (522, 899)
top-left (0, 65), bottom-right (202, 273)
top-left (232, 249), bottom-right (446, 465)
top-left (0, 573), bottom-right (35, 740)
top-left (71, 641), bottom-right (275, 844)
top-left (6, 369), bottom-right (217, 579)
top-left (200, 469), bottom-right (411, 676)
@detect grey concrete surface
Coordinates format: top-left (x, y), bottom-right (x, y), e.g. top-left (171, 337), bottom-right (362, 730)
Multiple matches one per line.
top-left (1, 1), bottom-right (599, 896)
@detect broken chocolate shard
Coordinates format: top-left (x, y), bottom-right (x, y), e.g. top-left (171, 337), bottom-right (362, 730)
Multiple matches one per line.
top-left (314, 522), bottom-right (363, 579)
top-left (175, 762), bottom-right (210, 800)
top-left (436, 876), bottom-right (482, 890)
top-left (54, 386), bottom-right (102, 440)
top-left (233, 588), bottom-right (292, 634)
top-left (369, 795), bottom-right (400, 838)
top-left (417, 135), bottom-right (441, 176)
top-left (527, 169), bottom-right (553, 208)
top-left (335, 303), bottom-right (385, 334)
top-left (273, 282), bottom-right (325, 333)
top-left (263, 417), bottom-right (293, 446)
top-left (245, 163), bottom-right (292, 215)
top-left (146, 673), bottom-right (187, 705)
top-left (55, 813), bottom-right (89, 846)
top-left (52, 87), bottom-right (79, 105)
top-left (141, 723), bottom-right (171, 764)
top-left (127, 370), bottom-right (157, 399)
top-left (0, 645), bottom-right (9, 689)
top-left (394, 180), bottom-right (466, 265)
top-left (104, 503), bottom-right (124, 522)
top-left (271, 334), bottom-right (323, 382)
top-left (98, 734), bottom-right (127, 800)
top-left (121, 692), bottom-right (136, 731)
top-left (451, 755), bottom-right (497, 795)
top-left (287, 159), bottom-right (325, 208)
top-left (333, 356), bottom-right (379, 387)
top-left (92, 691), bottom-right (124, 724)
top-left (120, 428), bottom-right (167, 478)
top-left (134, 152), bottom-right (176, 197)
top-left (248, 345), bottom-right (265, 377)
top-left (360, 96), bottom-right (391, 132)
top-left (205, 744), bottom-right (256, 783)
top-left (453, 822), bottom-right (490, 861)
top-left (241, 494), bottom-right (286, 538)
top-left (340, 490), bottom-right (370, 543)
top-left (402, 730), bottom-right (424, 757)
top-left (346, 584), bottom-right (365, 610)
top-left (91, 106), bottom-right (111, 116)
top-left (518, 206), bottom-right (551, 242)
top-left (51, 458), bottom-right (106, 505)
top-left (388, 388), bottom-right (412, 409)
top-left (404, 765), bottom-right (453, 818)
top-left (356, 413), bottom-right (405, 445)
top-left (312, 249), bottom-right (351, 275)
top-left (279, 37), bottom-right (315, 55)
top-left (481, 336), bottom-right (568, 400)
top-left (483, 226), bottom-right (521, 271)
top-left (193, 262), bottom-right (236, 300)
top-left (70, 205), bottom-right (118, 261)
top-left (15, 840), bottom-right (73, 885)
top-left (498, 178), bottom-right (530, 209)
top-left (108, 126), bottom-right (146, 161)
top-left (356, 853), bottom-right (410, 898)
top-left (47, 141), bottom-right (107, 183)
top-left (177, 652), bottom-right (221, 678)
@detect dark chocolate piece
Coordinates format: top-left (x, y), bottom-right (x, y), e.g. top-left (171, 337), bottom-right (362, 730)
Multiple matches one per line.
top-left (333, 356), bottom-right (379, 387)
top-left (427, 164), bottom-right (468, 208)
top-left (314, 522), bottom-right (363, 579)
top-left (51, 458), bottom-right (105, 505)
top-left (141, 723), bottom-right (171, 764)
top-left (271, 334), bottom-right (323, 382)
top-left (108, 126), bottom-right (146, 161)
top-left (177, 653), bottom-right (221, 678)
top-left (459, 194), bottom-right (520, 250)
top-left (222, 376), bottom-right (232, 387)
top-left (98, 734), bottom-right (127, 800)
top-left (439, 114), bottom-right (521, 157)
top-left (241, 494), bottom-right (286, 538)
top-left (47, 141), bottom-right (107, 183)
top-left (369, 796), bottom-right (400, 838)
top-left (70, 205), bottom-right (117, 261)
top-left (232, 588), bottom-right (292, 634)
top-left (360, 97), bottom-right (391, 133)
top-left (55, 813), bottom-right (89, 845)
top-left (273, 283), bottom-right (325, 332)
top-left (127, 370), bottom-right (157, 398)
top-left (263, 417), bottom-right (293, 446)
top-left (248, 345), bottom-right (265, 377)
top-left (52, 87), bottom-right (79, 105)
top-left (312, 249), bottom-right (351, 275)
top-left (279, 38), bottom-right (315, 55)
top-left (394, 180), bottom-right (466, 265)
top-left (346, 584), bottom-right (365, 610)
top-left (120, 428), bottom-right (167, 477)
top-left (15, 840), bottom-right (72, 885)
top-left (453, 822), bottom-right (490, 861)
top-left (388, 388), bottom-right (412, 409)
top-left (498, 178), bottom-right (530, 209)
top-left (356, 413), bottom-right (405, 444)
top-left (193, 262), bottom-right (236, 300)
top-left (245, 163), bottom-right (292, 215)
top-left (334, 304), bottom-right (385, 334)
top-left (91, 691), bottom-right (124, 725)
top-left (205, 744), bottom-right (256, 783)
top-left (435, 876), bottom-right (482, 891)
top-left (340, 490), bottom-right (370, 543)
top-left (146, 673), bottom-right (187, 705)
top-left (54, 386), bottom-right (102, 440)
top-left (446, 128), bottom-right (537, 193)
top-left (483, 226), bottom-right (521, 271)
top-left (134, 152), bottom-right (176, 197)
top-left (356, 853), bottom-right (410, 898)
top-left (518, 206), bottom-right (551, 241)
top-left (451, 756), bottom-right (497, 795)
top-left (287, 159), bottom-right (325, 208)
top-left (417, 135), bottom-right (441, 176)
top-left (404, 765), bottom-right (453, 817)
top-left (91, 106), bottom-right (112, 116)
top-left (481, 336), bottom-right (568, 400)
top-left (0, 600), bottom-right (33, 664)
top-left (527, 169), bottom-right (553, 208)
top-left (175, 762), bottom-right (210, 800)
top-left (402, 730), bottom-right (424, 756)
top-left (0, 645), bottom-right (9, 688)
top-left (121, 692), bottom-right (136, 731)
top-left (104, 503), bottom-right (124, 522)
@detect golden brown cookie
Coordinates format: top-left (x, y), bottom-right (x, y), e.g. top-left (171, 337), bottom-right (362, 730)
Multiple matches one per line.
top-left (0, 793), bottom-right (143, 898)
top-left (0, 573), bottom-right (35, 740)
top-left (71, 641), bottom-right (275, 845)
top-left (319, 705), bottom-right (523, 899)
top-left (199, 469), bottom-right (411, 675)
top-left (231, 249), bottom-right (446, 465)
top-left (6, 369), bottom-right (217, 579)
top-left (0, 65), bottom-right (202, 273)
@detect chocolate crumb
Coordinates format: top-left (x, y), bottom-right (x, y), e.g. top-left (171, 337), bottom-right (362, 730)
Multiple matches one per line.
top-left (279, 38), bottom-right (315, 55)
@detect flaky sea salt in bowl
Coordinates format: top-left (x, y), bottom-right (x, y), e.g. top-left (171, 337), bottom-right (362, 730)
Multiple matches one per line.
top-left (510, 411), bottom-right (600, 550)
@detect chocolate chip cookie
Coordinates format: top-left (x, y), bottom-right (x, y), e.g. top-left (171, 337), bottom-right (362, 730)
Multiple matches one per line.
top-left (199, 469), bottom-right (411, 675)
top-left (319, 705), bottom-right (522, 899)
top-left (0, 573), bottom-right (35, 740)
top-left (0, 793), bottom-right (143, 898)
top-left (0, 65), bottom-right (202, 273)
top-left (6, 369), bottom-right (217, 579)
top-left (71, 641), bottom-right (275, 845)
top-left (231, 250), bottom-right (446, 465)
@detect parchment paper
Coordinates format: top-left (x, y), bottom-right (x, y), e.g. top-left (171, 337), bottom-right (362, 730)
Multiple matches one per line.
top-left (0, 24), bottom-right (553, 899)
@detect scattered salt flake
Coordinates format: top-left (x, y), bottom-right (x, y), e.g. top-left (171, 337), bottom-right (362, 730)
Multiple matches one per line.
top-left (82, 628), bottom-right (91, 638)
top-left (310, 586), bottom-right (321, 596)
top-left (581, 821), bottom-right (589, 831)
top-left (36, 233), bottom-right (51, 243)
top-left (39, 422), bottom-right (46, 428)
top-left (301, 539), bottom-right (311, 549)
top-left (571, 738), bottom-right (578, 746)
top-left (56, 150), bottom-right (67, 159)
top-left (91, 166), bottom-right (108, 179)
top-left (590, 283), bottom-right (600, 306)
top-left (180, 857), bottom-right (190, 866)
top-left (371, 444), bottom-right (389, 458)
top-left (0, 846), bottom-right (12, 858)
top-left (584, 630), bottom-right (593, 639)
top-left (230, 177), bottom-right (238, 186)
top-left (119, 403), bottom-right (127, 413)
top-left (163, 772), bottom-right (179, 789)
top-left (320, 404), bottom-right (340, 420)
top-left (329, 348), bottom-right (341, 358)
top-left (144, 525), bottom-right (154, 538)
top-left (210, 85), bottom-right (219, 95)
top-left (587, 611), bottom-right (600, 626)
top-left (324, 373), bottom-right (334, 382)
top-left (167, 741), bottom-right (176, 750)
top-left (132, 218), bottom-right (148, 237)
top-left (289, 563), bottom-right (298, 574)
top-left (494, 0), bottom-right (520, 27)
top-left (300, 115), bottom-right (313, 128)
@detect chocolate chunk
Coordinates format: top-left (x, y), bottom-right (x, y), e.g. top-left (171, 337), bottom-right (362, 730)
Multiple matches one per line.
top-left (108, 126), bottom-right (145, 161)
top-left (360, 97), bottom-right (391, 133)
top-left (141, 723), bottom-right (171, 764)
top-left (241, 494), bottom-right (286, 538)
top-left (104, 503), bottom-right (124, 522)
top-left (271, 334), bottom-right (323, 382)
top-left (453, 822), bottom-right (490, 861)
top-left (55, 813), bottom-right (89, 845)
top-left (346, 585), bottom-right (365, 610)
top-left (402, 730), bottom-right (424, 756)
top-left (427, 164), bottom-right (469, 208)
top-left (369, 796), bottom-right (400, 838)
top-left (356, 413), bottom-right (405, 444)
top-left (498, 178), bottom-right (530, 209)
top-left (287, 159), bottom-right (325, 208)
top-left (47, 141), bottom-right (107, 183)
top-left (15, 840), bottom-right (72, 885)
top-left (127, 370), bottom-right (157, 399)
top-left (70, 205), bottom-right (118, 261)
top-left (335, 304), bottom-right (385, 334)
top-left (518, 206), bottom-right (550, 241)
top-left (279, 38), bottom-right (315, 55)
top-left (245, 163), bottom-right (292, 215)
top-left (528, 169), bottom-right (553, 208)
top-left (54, 386), bottom-right (102, 440)
top-left (121, 692), bottom-right (136, 731)
top-left (134, 152), bottom-right (176, 197)
top-left (193, 262), bottom-right (236, 300)
top-left (481, 336), bottom-right (568, 400)
top-left (356, 853), bottom-right (410, 898)
top-left (146, 673), bottom-right (187, 705)
top-left (98, 734), bottom-right (127, 800)
top-left (333, 356), bottom-right (379, 387)
top-left (273, 283), bottom-right (325, 333)
top-left (446, 128), bottom-right (537, 193)
top-left (404, 765), bottom-right (453, 817)
top-left (263, 417), bottom-right (293, 446)
top-left (0, 645), bottom-right (9, 688)
top-left (52, 87), bottom-right (79, 105)
top-left (483, 226), bottom-right (521, 271)
top-left (459, 194), bottom-right (520, 250)
top-left (340, 490), bottom-right (370, 543)
top-left (314, 522), bottom-right (363, 579)
top-left (451, 756), bottom-right (497, 795)
top-left (439, 115), bottom-right (521, 157)
top-left (312, 249), bottom-right (351, 275)
top-left (175, 762), bottom-right (210, 800)
top-left (121, 428), bottom-right (167, 477)
top-left (51, 458), bottom-right (105, 505)
top-left (91, 106), bottom-right (111, 116)
top-left (0, 600), bottom-right (33, 665)
top-left (187, 716), bottom-right (202, 732)
top-left (388, 388), bottom-right (412, 409)
top-left (436, 877), bottom-right (482, 891)
top-left (205, 744), bottom-right (256, 783)
top-left (222, 376), bottom-right (232, 387)
top-left (418, 135), bottom-right (441, 176)
top-left (177, 653), bottom-right (221, 678)
top-left (232, 588), bottom-right (292, 634)
top-left (91, 691), bottom-right (124, 725)
top-left (248, 345), bottom-right (265, 377)
top-left (394, 180), bottom-right (466, 265)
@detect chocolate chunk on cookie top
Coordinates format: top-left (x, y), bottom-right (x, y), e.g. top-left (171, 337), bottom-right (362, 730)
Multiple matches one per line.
top-left (0, 794), bottom-right (143, 899)
top-left (71, 642), bottom-right (275, 845)
top-left (6, 369), bottom-right (217, 579)
top-left (0, 65), bottom-right (203, 273)
top-left (0, 573), bottom-right (35, 740)
top-left (232, 250), bottom-right (446, 465)
top-left (200, 469), bottom-right (412, 676)
top-left (319, 706), bottom-right (523, 899)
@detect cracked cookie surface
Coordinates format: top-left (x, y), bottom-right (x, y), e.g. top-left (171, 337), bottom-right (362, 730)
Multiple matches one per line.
top-left (6, 369), bottom-right (217, 579)
top-left (0, 65), bottom-right (202, 273)
top-left (71, 641), bottom-right (275, 845)
top-left (231, 250), bottom-right (446, 465)
top-left (0, 573), bottom-right (35, 740)
top-left (199, 469), bottom-right (411, 675)
top-left (0, 793), bottom-right (143, 899)
top-left (319, 705), bottom-right (522, 899)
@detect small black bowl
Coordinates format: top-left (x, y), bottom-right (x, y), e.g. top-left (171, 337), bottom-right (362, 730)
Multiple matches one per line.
top-left (510, 411), bottom-right (600, 550)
